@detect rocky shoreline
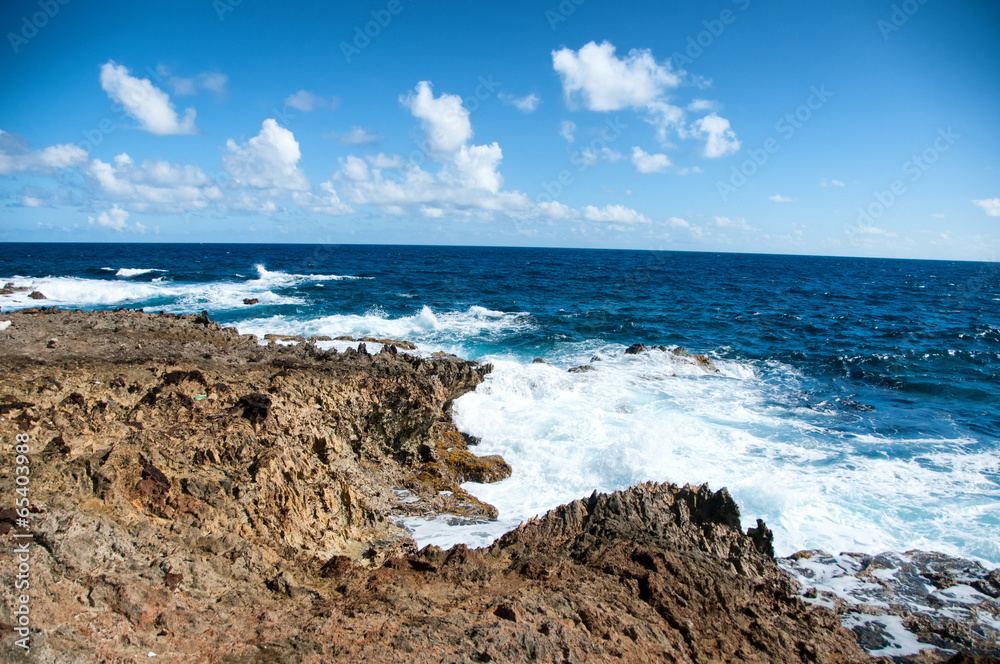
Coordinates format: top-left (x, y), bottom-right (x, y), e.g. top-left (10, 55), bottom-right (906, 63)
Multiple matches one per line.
top-left (0, 308), bottom-right (995, 663)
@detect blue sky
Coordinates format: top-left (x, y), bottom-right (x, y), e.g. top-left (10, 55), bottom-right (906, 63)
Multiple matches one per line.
top-left (1, 0), bottom-right (998, 260)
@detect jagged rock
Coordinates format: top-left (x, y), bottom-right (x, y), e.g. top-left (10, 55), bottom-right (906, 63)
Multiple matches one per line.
top-left (624, 343), bottom-right (647, 354)
top-left (671, 346), bottom-right (720, 373)
top-left (568, 364), bottom-right (595, 373)
top-left (28, 290), bottom-right (46, 299)
top-left (243, 298), bottom-right (259, 305)
top-left (531, 357), bottom-right (551, 365)
top-left (0, 308), bottom-right (927, 663)
top-left (333, 335), bottom-right (418, 351)
top-left (235, 392), bottom-right (271, 422)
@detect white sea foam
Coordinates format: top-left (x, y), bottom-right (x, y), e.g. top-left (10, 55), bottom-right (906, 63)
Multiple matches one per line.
top-left (115, 268), bottom-right (167, 278)
top-left (443, 347), bottom-right (1000, 564)
top-left (0, 265), bottom-right (367, 313)
top-left (237, 305), bottom-right (533, 353)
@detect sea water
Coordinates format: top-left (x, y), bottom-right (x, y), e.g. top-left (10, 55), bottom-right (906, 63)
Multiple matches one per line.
top-left (2, 243), bottom-right (998, 566)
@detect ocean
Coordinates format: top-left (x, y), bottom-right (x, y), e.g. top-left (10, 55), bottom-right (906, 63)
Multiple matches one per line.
top-left (3, 242), bottom-right (998, 566)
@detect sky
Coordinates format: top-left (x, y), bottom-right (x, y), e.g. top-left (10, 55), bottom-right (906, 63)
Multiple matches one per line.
top-left (0, 0), bottom-right (998, 260)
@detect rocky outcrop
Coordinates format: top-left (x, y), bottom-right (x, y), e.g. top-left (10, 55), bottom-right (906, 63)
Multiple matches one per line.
top-left (782, 550), bottom-right (1000, 661)
top-left (1, 308), bottom-right (984, 663)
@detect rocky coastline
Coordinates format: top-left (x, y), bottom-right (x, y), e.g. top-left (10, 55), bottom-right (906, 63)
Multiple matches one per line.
top-left (0, 308), bottom-right (995, 663)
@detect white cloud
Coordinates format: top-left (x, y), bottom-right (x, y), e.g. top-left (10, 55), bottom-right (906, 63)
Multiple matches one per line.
top-left (973, 198), bottom-right (1000, 217)
top-left (21, 195), bottom-right (47, 207)
top-left (294, 181), bottom-right (353, 216)
top-left (198, 72), bottom-right (229, 95)
top-left (223, 119), bottom-right (310, 190)
top-left (401, 81), bottom-right (472, 154)
top-left (537, 200), bottom-right (579, 220)
top-left (769, 194), bottom-right (796, 203)
top-left (552, 41), bottom-right (680, 111)
top-left (100, 61), bottom-right (198, 135)
top-left (677, 166), bottom-right (703, 176)
top-left (579, 146), bottom-right (623, 167)
top-left (88, 204), bottom-right (129, 231)
top-left (856, 224), bottom-right (898, 237)
top-left (155, 65), bottom-right (228, 97)
top-left (340, 155), bottom-right (370, 182)
top-left (559, 120), bottom-right (576, 143)
top-left (366, 153), bottom-right (401, 169)
top-left (284, 89), bottom-right (336, 112)
top-left (665, 216), bottom-right (690, 229)
top-left (821, 178), bottom-right (846, 187)
top-left (337, 127), bottom-right (380, 145)
top-left (692, 113), bottom-right (740, 158)
top-left (582, 204), bottom-right (652, 224)
top-left (0, 130), bottom-right (87, 175)
top-left (713, 216), bottom-right (755, 232)
top-left (631, 146), bottom-right (671, 173)
top-left (551, 41), bottom-right (739, 158)
top-left (500, 93), bottom-right (540, 113)
top-left (687, 99), bottom-right (716, 112)
top-left (445, 143), bottom-right (504, 193)
top-left (87, 153), bottom-right (223, 213)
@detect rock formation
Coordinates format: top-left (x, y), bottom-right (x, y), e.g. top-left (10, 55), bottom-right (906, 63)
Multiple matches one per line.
top-left (0, 309), bottom-right (991, 663)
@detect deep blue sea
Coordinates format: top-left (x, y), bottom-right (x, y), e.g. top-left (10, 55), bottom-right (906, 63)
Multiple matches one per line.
top-left (3, 243), bottom-right (998, 564)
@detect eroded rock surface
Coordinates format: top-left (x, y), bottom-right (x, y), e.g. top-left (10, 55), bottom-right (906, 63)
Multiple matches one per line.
top-left (0, 308), bottom-right (983, 663)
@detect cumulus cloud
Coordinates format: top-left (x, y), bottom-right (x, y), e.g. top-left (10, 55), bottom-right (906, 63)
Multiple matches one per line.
top-left (100, 61), bottom-right (198, 135)
top-left (87, 153), bottom-right (223, 213)
top-left (500, 93), bottom-right (540, 113)
top-left (559, 120), bottom-right (576, 143)
top-left (769, 194), bottom-right (796, 203)
top-left (821, 178), bottom-right (845, 187)
top-left (0, 130), bottom-right (87, 175)
top-left (552, 41), bottom-right (739, 158)
top-left (553, 41), bottom-right (680, 111)
top-left (973, 198), bottom-right (1000, 217)
top-left (713, 216), bottom-right (755, 232)
top-left (88, 204), bottom-right (129, 231)
top-left (582, 204), bottom-right (652, 224)
top-left (691, 113), bottom-right (740, 158)
top-left (445, 143), bottom-right (504, 193)
top-left (400, 81), bottom-right (472, 154)
top-left (285, 89), bottom-right (337, 112)
top-left (294, 181), bottom-right (353, 216)
top-left (366, 153), bottom-right (401, 169)
top-left (223, 119), bottom-right (310, 190)
top-left (631, 146), bottom-right (671, 173)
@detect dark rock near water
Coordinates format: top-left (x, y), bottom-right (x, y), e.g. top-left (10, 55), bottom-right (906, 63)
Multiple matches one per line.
top-left (28, 290), bottom-right (46, 299)
top-left (243, 297), bottom-right (259, 305)
top-left (569, 364), bottom-right (595, 373)
top-left (1, 308), bottom-right (985, 663)
top-left (624, 343), bottom-right (647, 355)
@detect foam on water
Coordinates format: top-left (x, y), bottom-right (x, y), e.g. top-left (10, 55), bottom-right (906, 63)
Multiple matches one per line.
top-left (443, 346), bottom-right (1000, 563)
top-left (115, 268), bottom-right (168, 278)
top-left (236, 305), bottom-right (533, 353)
top-left (0, 265), bottom-right (367, 313)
